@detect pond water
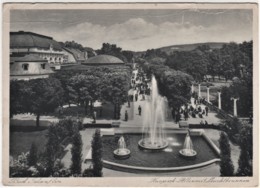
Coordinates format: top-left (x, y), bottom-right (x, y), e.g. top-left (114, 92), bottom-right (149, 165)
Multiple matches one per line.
top-left (102, 133), bottom-right (219, 168)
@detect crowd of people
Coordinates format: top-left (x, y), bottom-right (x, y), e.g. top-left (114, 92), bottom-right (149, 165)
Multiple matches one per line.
top-left (126, 67), bottom-right (212, 126)
top-left (172, 104), bottom-right (209, 124)
top-left (125, 68), bottom-right (148, 121)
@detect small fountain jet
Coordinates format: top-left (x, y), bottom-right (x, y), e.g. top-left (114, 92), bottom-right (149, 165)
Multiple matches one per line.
top-left (179, 129), bottom-right (197, 158)
top-left (113, 136), bottom-right (131, 159)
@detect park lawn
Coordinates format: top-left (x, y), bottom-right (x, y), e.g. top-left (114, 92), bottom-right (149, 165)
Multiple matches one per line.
top-left (10, 130), bottom-right (48, 159)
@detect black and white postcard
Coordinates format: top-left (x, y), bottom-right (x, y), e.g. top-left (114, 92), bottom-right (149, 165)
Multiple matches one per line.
top-left (2, 2), bottom-right (258, 187)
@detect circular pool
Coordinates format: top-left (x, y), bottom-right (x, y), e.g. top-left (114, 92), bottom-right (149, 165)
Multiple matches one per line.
top-left (102, 133), bottom-right (220, 172)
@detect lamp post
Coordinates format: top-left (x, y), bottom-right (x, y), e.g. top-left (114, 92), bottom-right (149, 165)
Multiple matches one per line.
top-left (231, 97), bottom-right (239, 117)
top-left (217, 91), bottom-right (221, 109)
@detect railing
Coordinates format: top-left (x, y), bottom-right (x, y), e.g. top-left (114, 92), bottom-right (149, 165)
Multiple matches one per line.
top-left (201, 98), bottom-right (234, 122)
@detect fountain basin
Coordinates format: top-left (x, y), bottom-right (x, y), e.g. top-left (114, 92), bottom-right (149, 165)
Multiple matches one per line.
top-left (101, 130), bottom-right (220, 172)
top-left (113, 149), bottom-right (131, 159)
top-left (179, 149), bottom-right (197, 159)
top-left (138, 138), bottom-right (168, 150)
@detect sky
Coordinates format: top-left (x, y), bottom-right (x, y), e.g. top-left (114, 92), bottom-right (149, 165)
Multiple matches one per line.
top-left (10, 9), bottom-right (253, 51)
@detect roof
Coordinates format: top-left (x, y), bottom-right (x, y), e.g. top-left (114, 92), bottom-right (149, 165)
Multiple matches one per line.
top-left (10, 54), bottom-right (54, 76)
top-left (63, 47), bottom-right (86, 61)
top-left (83, 54), bottom-right (124, 65)
top-left (10, 54), bottom-right (48, 63)
top-left (10, 31), bottom-right (62, 51)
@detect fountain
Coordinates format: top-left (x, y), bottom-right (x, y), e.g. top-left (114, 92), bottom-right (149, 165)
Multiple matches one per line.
top-left (179, 130), bottom-right (197, 158)
top-left (113, 136), bottom-right (131, 159)
top-left (138, 75), bottom-right (168, 150)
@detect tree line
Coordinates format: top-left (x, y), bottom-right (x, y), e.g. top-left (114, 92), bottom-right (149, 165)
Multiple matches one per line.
top-left (142, 41), bottom-right (252, 82)
top-left (141, 62), bottom-right (193, 110)
top-left (10, 66), bottom-right (132, 126)
top-left (141, 41), bottom-right (253, 117)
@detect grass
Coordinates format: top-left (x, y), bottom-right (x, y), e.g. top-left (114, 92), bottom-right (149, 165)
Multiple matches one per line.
top-left (10, 130), bottom-right (48, 159)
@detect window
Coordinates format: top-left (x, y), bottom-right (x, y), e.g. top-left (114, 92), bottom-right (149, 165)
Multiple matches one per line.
top-left (41, 63), bottom-right (46, 69)
top-left (22, 63), bottom-right (29, 71)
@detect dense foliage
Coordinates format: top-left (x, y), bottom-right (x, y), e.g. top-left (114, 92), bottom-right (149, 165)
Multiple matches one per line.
top-left (52, 66), bottom-right (131, 119)
top-left (220, 76), bottom-right (252, 117)
top-left (219, 131), bottom-right (234, 176)
top-left (70, 128), bottom-right (83, 175)
top-left (141, 41), bottom-right (252, 117)
top-left (236, 123), bottom-right (253, 176)
top-left (10, 118), bottom-right (83, 177)
top-left (59, 41), bottom-right (85, 51)
top-left (97, 43), bottom-right (134, 63)
top-left (221, 119), bottom-right (253, 176)
top-left (10, 78), bottom-right (64, 126)
top-left (142, 62), bottom-right (193, 110)
top-left (141, 41), bottom-right (252, 83)
top-left (91, 129), bottom-right (103, 177)
top-left (28, 142), bottom-right (38, 167)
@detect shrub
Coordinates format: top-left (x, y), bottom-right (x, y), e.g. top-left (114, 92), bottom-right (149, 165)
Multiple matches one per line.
top-left (236, 123), bottom-right (253, 176)
top-left (28, 142), bottom-right (38, 166)
top-left (70, 128), bottom-right (83, 175)
top-left (91, 129), bottom-right (103, 177)
top-left (82, 168), bottom-right (94, 177)
top-left (219, 131), bottom-right (234, 176)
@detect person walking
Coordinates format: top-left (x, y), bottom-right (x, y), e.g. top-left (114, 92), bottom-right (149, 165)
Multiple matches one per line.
top-left (99, 107), bottom-right (103, 117)
top-left (93, 111), bottom-right (97, 123)
top-left (135, 93), bottom-right (138, 101)
top-left (138, 105), bottom-right (142, 116)
top-left (205, 106), bottom-right (209, 116)
top-left (125, 110), bottom-right (128, 121)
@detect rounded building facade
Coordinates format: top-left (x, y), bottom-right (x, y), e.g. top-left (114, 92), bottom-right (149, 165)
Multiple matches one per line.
top-left (10, 54), bottom-right (54, 80)
top-left (10, 31), bottom-right (64, 66)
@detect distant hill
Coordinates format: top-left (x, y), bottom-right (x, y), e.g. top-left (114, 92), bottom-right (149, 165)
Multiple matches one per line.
top-left (159, 42), bottom-right (226, 54)
top-left (134, 42), bottom-right (226, 57)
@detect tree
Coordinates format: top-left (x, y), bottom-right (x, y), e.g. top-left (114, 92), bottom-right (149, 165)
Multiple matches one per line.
top-left (10, 78), bottom-right (64, 127)
top-left (32, 78), bottom-right (64, 127)
top-left (45, 118), bottom-right (83, 176)
top-left (97, 43), bottom-right (127, 62)
top-left (68, 74), bottom-right (101, 115)
top-left (166, 49), bottom-right (208, 82)
top-left (10, 80), bottom-right (34, 118)
top-left (219, 131), bottom-right (234, 176)
top-left (208, 49), bottom-right (221, 81)
top-left (220, 77), bottom-right (252, 117)
top-left (70, 128), bottom-right (83, 175)
top-left (236, 124), bottom-right (252, 176)
top-left (122, 50), bottom-right (134, 63)
top-left (91, 129), bottom-right (103, 177)
top-left (60, 40), bottom-right (85, 51)
top-left (141, 63), bottom-right (192, 110)
top-left (45, 125), bottom-right (60, 176)
top-left (28, 142), bottom-right (38, 166)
